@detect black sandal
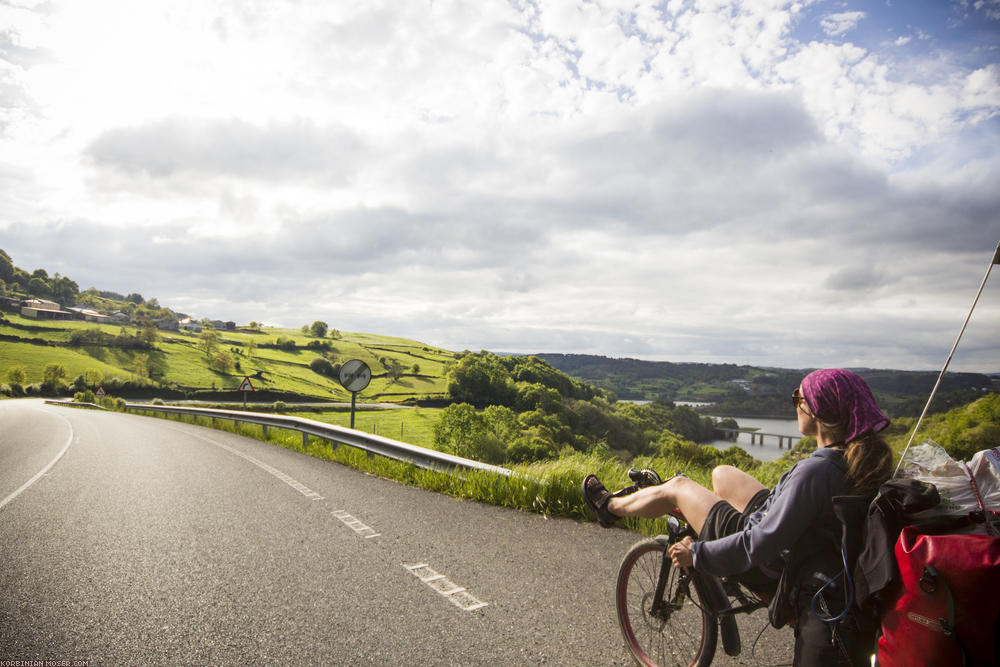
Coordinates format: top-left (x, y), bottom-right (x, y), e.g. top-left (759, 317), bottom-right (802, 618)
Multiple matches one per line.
top-left (582, 474), bottom-right (619, 528)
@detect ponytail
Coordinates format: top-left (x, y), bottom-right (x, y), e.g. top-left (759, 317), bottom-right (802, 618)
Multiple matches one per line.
top-left (844, 432), bottom-right (893, 496)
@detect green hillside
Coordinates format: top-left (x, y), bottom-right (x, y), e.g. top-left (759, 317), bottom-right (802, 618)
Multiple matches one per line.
top-left (0, 312), bottom-right (455, 403)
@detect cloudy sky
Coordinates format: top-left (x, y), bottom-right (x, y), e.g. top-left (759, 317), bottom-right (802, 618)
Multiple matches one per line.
top-left (1, 0), bottom-right (998, 372)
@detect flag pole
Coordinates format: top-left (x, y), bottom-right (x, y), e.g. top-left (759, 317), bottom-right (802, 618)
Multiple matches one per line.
top-left (894, 240), bottom-right (1000, 474)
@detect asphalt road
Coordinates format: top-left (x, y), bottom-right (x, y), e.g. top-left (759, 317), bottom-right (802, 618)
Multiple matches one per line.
top-left (0, 399), bottom-right (792, 666)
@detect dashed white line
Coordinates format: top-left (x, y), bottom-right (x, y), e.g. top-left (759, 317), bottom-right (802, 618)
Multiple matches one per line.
top-left (332, 510), bottom-right (381, 538)
top-left (404, 563), bottom-right (489, 611)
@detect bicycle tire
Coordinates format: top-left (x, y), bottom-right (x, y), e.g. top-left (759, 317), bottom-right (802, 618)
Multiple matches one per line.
top-left (616, 538), bottom-right (717, 667)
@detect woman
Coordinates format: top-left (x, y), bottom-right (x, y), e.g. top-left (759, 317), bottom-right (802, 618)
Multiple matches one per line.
top-left (583, 368), bottom-right (894, 666)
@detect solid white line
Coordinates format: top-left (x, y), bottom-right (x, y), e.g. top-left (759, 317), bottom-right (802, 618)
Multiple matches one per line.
top-left (0, 416), bottom-right (74, 511)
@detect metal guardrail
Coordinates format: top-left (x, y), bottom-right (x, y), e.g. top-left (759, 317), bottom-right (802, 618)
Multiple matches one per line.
top-left (123, 402), bottom-right (514, 478)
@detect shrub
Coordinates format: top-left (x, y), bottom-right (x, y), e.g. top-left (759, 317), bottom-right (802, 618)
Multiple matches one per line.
top-left (309, 357), bottom-right (335, 376)
top-left (74, 389), bottom-right (97, 403)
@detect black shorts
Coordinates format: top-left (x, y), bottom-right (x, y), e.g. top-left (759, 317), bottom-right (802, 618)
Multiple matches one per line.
top-left (699, 488), bottom-right (778, 596)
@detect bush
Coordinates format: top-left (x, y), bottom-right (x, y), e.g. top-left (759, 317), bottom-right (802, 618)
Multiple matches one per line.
top-left (74, 389), bottom-right (97, 403)
top-left (274, 337), bottom-right (297, 351)
top-left (310, 357), bottom-right (335, 376)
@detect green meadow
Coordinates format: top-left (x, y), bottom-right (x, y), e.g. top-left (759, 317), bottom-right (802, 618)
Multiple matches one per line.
top-left (0, 312), bottom-right (456, 402)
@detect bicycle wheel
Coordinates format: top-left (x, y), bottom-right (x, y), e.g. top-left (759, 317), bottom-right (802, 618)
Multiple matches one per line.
top-left (616, 539), bottom-right (717, 667)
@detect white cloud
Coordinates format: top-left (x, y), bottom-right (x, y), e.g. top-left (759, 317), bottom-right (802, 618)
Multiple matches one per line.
top-left (820, 11), bottom-right (866, 38)
top-left (0, 0), bottom-right (998, 372)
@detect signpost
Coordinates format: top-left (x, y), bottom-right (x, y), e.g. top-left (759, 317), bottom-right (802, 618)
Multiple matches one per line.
top-left (238, 375), bottom-right (255, 407)
top-left (338, 359), bottom-right (371, 428)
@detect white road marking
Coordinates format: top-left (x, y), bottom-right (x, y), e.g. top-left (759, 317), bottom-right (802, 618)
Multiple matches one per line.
top-left (404, 563), bottom-right (489, 611)
top-left (332, 510), bottom-right (381, 538)
top-left (175, 427), bottom-right (325, 500)
top-left (0, 413), bottom-right (74, 511)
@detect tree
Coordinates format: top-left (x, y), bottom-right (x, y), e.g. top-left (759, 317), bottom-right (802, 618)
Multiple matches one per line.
top-left (0, 249), bottom-right (13, 282)
top-left (433, 403), bottom-right (515, 464)
top-left (446, 353), bottom-right (516, 408)
top-left (385, 358), bottom-right (405, 381)
top-left (134, 353), bottom-right (150, 378)
top-left (310, 321), bottom-right (329, 338)
top-left (43, 363), bottom-right (68, 387)
top-left (84, 368), bottom-right (104, 387)
top-left (209, 350), bottom-right (235, 373)
top-left (199, 329), bottom-right (220, 356)
top-left (28, 276), bottom-right (51, 298)
top-left (6, 366), bottom-right (27, 386)
top-left (51, 275), bottom-right (79, 306)
top-left (138, 323), bottom-right (159, 347)
top-left (245, 338), bottom-right (257, 359)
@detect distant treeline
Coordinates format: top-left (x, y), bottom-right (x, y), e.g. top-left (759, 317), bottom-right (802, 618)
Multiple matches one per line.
top-left (535, 353), bottom-right (996, 419)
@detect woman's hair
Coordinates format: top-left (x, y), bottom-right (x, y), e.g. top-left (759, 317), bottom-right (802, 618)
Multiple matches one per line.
top-left (814, 418), bottom-right (894, 495)
top-left (844, 432), bottom-right (894, 496)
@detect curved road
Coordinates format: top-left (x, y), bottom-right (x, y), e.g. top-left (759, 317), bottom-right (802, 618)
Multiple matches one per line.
top-left (0, 399), bottom-right (791, 665)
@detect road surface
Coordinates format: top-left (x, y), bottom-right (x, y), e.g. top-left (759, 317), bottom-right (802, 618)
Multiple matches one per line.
top-left (0, 399), bottom-right (791, 665)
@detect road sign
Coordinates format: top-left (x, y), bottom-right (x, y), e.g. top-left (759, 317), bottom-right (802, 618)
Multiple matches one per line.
top-left (238, 376), bottom-right (255, 392)
top-left (338, 359), bottom-right (371, 393)
top-left (95, 386), bottom-right (106, 398)
top-left (338, 359), bottom-right (371, 429)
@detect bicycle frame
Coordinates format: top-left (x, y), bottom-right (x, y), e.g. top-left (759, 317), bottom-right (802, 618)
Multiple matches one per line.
top-left (659, 517), bottom-right (762, 657)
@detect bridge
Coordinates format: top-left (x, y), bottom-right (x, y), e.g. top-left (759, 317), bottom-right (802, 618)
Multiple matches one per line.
top-left (716, 427), bottom-right (800, 449)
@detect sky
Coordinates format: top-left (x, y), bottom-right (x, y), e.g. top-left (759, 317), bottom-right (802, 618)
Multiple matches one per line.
top-left (1, 0), bottom-right (998, 373)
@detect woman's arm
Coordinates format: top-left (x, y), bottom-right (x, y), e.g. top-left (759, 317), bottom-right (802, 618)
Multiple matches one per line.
top-left (691, 453), bottom-right (844, 576)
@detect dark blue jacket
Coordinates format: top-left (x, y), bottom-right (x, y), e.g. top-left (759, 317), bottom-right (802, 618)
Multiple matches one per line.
top-left (691, 447), bottom-right (849, 577)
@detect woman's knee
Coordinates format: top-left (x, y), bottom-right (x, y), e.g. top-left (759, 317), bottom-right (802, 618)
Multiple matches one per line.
top-left (712, 465), bottom-right (766, 511)
top-left (711, 465), bottom-right (740, 494)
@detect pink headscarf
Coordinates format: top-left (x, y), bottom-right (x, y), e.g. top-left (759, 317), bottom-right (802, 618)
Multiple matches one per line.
top-left (801, 369), bottom-right (890, 444)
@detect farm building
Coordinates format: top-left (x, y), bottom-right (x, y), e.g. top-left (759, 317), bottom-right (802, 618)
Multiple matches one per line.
top-left (21, 299), bottom-right (74, 320)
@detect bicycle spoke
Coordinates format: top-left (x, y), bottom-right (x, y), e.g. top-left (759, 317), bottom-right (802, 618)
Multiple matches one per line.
top-left (617, 540), bottom-right (717, 667)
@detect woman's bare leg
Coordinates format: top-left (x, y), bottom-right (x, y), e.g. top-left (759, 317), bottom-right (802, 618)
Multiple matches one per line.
top-left (711, 465), bottom-right (767, 512)
top-left (606, 476), bottom-right (722, 535)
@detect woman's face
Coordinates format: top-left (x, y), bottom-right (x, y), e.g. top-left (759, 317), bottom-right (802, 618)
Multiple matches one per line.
top-left (794, 386), bottom-right (818, 437)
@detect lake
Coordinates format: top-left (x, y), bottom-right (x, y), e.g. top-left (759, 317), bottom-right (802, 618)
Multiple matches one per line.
top-left (628, 401), bottom-right (804, 462)
top-left (705, 416), bottom-right (803, 462)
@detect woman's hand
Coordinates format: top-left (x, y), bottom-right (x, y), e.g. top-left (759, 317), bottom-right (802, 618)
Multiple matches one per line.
top-left (668, 536), bottom-right (695, 568)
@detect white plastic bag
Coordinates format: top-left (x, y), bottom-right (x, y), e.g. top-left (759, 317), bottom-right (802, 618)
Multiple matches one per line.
top-left (896, 441), bottom-right (1000, 526)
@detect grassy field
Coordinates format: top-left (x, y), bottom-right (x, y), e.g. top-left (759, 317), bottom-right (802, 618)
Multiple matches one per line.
top-left (285, 406), bottom-right (442, 446)
top-left (0, 313), bottom-right (456, 402)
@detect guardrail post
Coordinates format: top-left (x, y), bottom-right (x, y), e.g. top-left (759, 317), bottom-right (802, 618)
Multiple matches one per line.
top-left (302, 432), bottom-right (309, 448)
top-left (262, 424), bottom-right (268, 438)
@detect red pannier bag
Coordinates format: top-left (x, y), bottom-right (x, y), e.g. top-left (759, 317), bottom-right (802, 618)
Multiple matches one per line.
top-left (877, 525), bottom-right (1000, 666)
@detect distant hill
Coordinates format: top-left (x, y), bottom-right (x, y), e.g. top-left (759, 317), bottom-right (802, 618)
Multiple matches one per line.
top-left (534, 353), bottom-right (997, 418)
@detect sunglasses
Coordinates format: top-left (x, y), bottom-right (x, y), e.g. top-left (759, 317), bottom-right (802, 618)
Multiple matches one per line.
top-left (792, 389), bottom-right (808, 410)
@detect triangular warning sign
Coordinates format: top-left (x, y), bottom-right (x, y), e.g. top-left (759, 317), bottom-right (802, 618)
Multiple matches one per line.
top-left (238, 376), bottom-right (255, 392)
top-left (95, 386), bottom-right (106, 398)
